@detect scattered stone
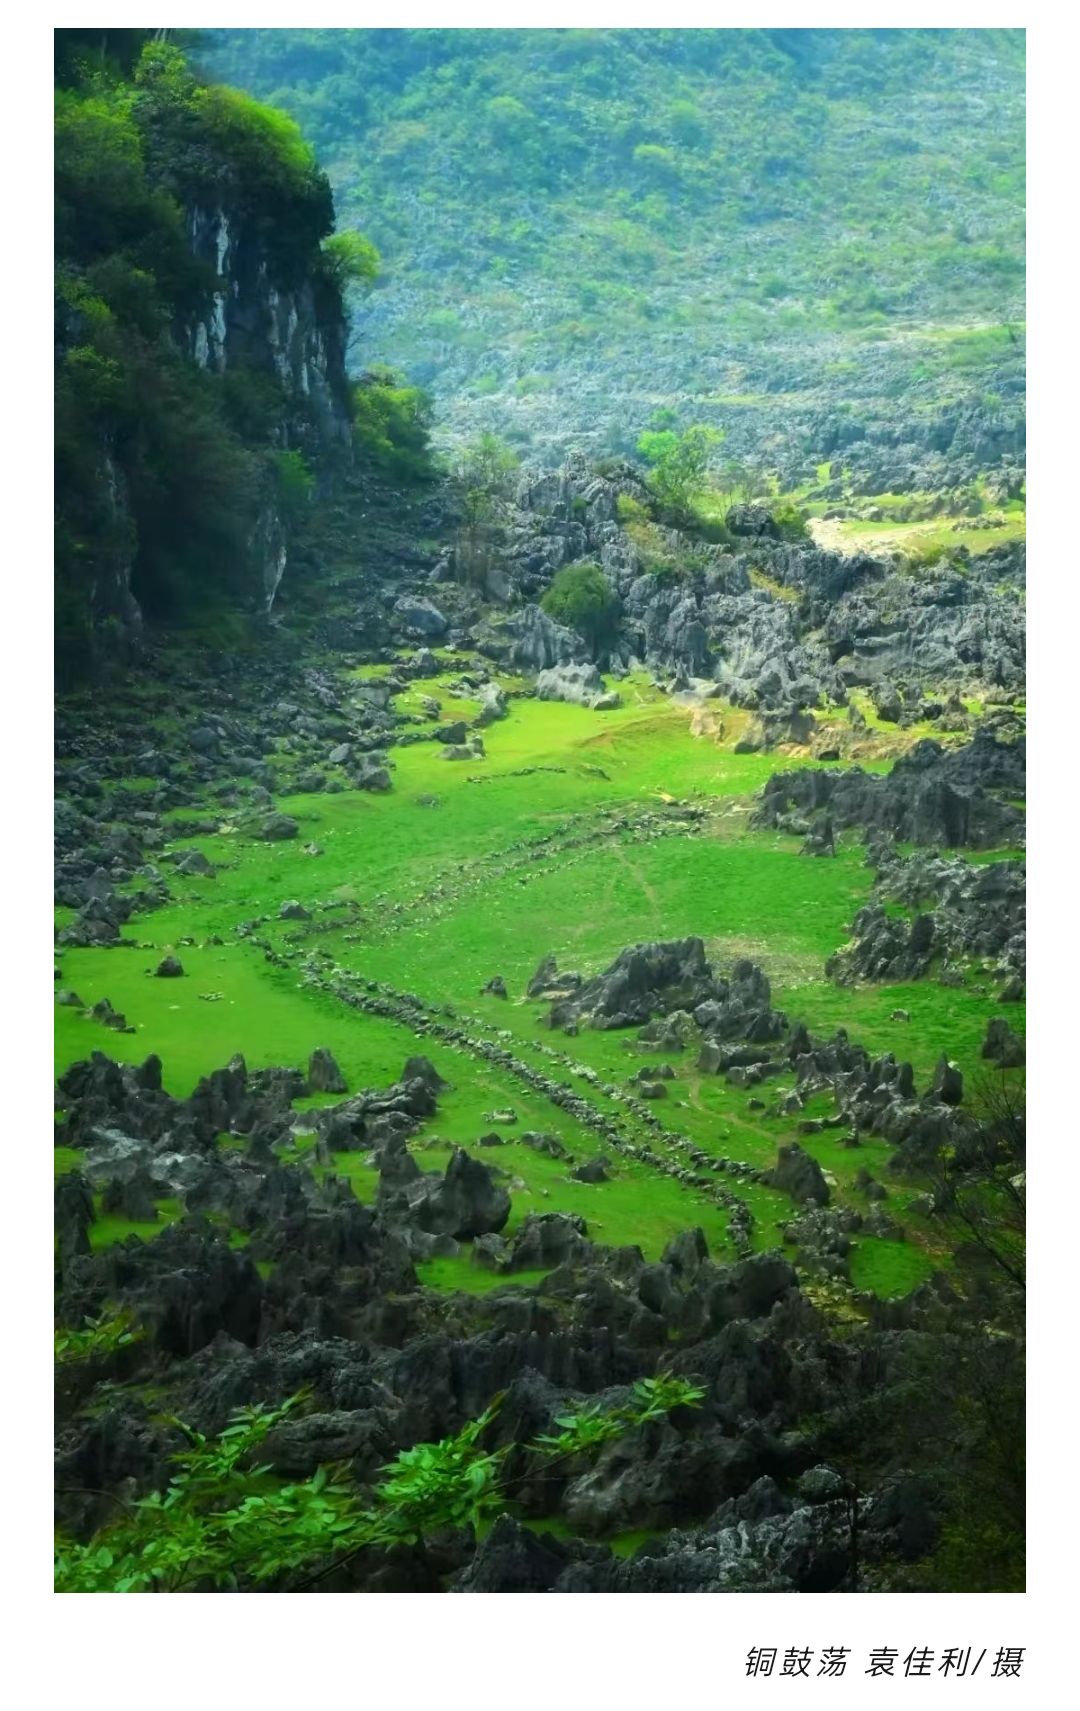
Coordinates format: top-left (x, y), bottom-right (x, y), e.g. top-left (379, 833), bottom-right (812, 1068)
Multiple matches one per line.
top-left (571, 1157), bottom-right (610, 1184)
top-left (765, 1143), bottom-right (830, 1206)
top-left (279, 900), bottom-right (311, 921)
top-left (176, 850), bottom-right (214, 877)
top-left (930, 1056), bottom-right (964, 1106)
top-left (303, 1047), bottom-right (346, 1095)
top-left (260, 813), bottom-right (299, 842)
top-left (981, 1018), bottom-right (1025, 1069)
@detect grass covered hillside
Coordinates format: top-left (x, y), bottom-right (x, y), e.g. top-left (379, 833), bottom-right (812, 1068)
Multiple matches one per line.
top-left (201, 28), bottom-right (1025, 474)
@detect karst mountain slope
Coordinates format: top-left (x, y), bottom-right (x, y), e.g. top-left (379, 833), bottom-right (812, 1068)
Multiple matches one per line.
top-left (202, 27), bottom-right (1025, 476)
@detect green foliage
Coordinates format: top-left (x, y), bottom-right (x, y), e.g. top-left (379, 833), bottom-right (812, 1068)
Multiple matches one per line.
top-left (54, 31), bottom-right (368, 679)
top-left (370, 1402), bottom-right (507, 1543)
top-left (273, 449), bottom-right (316, 520)
top-left (531, 1375), bottom-right (706, 1457)
top-left (454, 432), bottom-right (521, 586)
top-left (54, 1392), bottom-right (365, 1592)
top-left (134, 44), bottom-right (334, 277)
top-left (199, 28), bottom-right (1024, 454)
top-left (319, 228), bottom-right (380, 291)
top-left (350, 366), bottom-right (435, 483)
top-left (541, 561), bottom-right (620, 650)
top-left (637, 425), bottom-right (723, 518)
top-left (54, 1310), bottom-right (143, 1368)
top-left (769, 499), bottom-right (810, 541)
top-left (458, 431), bottom-right (521, 499)
top-left (533, 1408), bottom-right (624, 1458)
top-left (55, 1374), bottom-right (704, 1592)
top-left (629, 1373), bottom-right (707, 1419)
top-left (615, 493), bottom-right (649, 526)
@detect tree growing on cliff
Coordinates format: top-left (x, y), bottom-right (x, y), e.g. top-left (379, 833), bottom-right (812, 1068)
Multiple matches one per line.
top-left (454, 432), bottom-right (520, 586)
top-left (319, 228), bottom-right (380, 292)
top-left (636, 423), bottom-right (723, 518)
top-left (541, 561), bottom-right (620, 650)
top-left (351, 366), bottom-right (434, 483)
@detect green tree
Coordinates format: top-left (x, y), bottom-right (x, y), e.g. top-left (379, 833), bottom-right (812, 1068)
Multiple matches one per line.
top-left (929, 1073), bottom-right (1026, 1295)
top-left (272, 448), bottom-right (316, 521)
top-left (541, 561), bottom-right (619, 650)
top-left (354, 364), bottom-right (438, 485)
top-left (636, 424), bottom-right (723, 517)
top-left (319, 228), bottom-right (380, 291)
top-left (455, 432), bottom-right (520, 586)
top-left (351, 366), bottom-right (435, 483)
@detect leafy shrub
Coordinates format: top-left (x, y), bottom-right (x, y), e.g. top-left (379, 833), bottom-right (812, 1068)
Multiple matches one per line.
top-left (318, 228), bottom-right (380, 291)
top-left (55, 1310), bottom-right (143, 1368)
top-left (637, 424), bottom-right (723, 518)
top-left (55, 1375), bottom-right (705, 1591)
top-left (273, 449), bottom-right (316, 519)
top-left (541, 560), bottom-right (620, 649)
top-left (369, 1403), bottom-right (506, 1543)
top-left (770, 499), bottom-right (810, 541)
top-left (350, 366), bottom-right (435, 483)
top-left (615, 493), bottom-right (650, 525)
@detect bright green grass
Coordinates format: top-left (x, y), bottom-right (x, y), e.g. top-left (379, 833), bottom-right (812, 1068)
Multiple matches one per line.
top-left (88, 1196), bottom-right (183, 1252)
top-left (55, 682), bottom-right (1021, 1294)
top-left (774, 977), bottom-right (1025, 1091)
top-left (830, 514), bottom-right (1026, 557)
top-left (415, 1258), bottom-right (552, 1294)
top-left (346, 828), bottom-right (873, 999)
top-left (850, 1238), bottom-right (935, 1297)
top-left (504, 1513), bottom-right (663, 1556)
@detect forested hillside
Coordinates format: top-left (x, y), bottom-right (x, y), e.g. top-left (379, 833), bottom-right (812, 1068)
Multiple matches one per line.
top-left (54, 30), bottom-right (356, 675)
top-left (202, 28), bottom-right (1025, 472)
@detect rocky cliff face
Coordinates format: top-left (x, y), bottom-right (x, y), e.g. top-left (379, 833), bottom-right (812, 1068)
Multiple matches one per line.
top-left (183, 204), bottom-right (351, 613)
top-left (55, 36), bottom-right (360, 675)
top-left (186, 204), bottom-right (351, 453)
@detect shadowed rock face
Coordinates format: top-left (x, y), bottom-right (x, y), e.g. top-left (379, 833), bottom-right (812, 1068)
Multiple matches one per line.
top-left (475, 603), bottom-right (587, 673)
top-left (828, 849), bottom-right (1026, 986)
top-left (391, 1146), bottom-right (512, 1242)
top-left (549, 937), bottom-right (722, 1031)
top-left (765, 1143), bottom-right (831, 1206)
top-left (754, 730), bottom-right (1025, 850)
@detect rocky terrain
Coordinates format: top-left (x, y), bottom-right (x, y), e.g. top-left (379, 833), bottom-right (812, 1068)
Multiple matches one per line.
top-left (53, 29), bottom-right (1025, 1598)
top-left (54, 1020), bottom-right (997, 1592)
top-left (54, 514), bottom-right (1026, 1590)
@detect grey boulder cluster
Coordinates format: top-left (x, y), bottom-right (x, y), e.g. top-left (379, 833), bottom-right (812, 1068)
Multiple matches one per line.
top-left (828, 846), bottom-right (1025, 993)
top-left (55, 1048), bottom-right (951, 1592)
top-left (754, 728), bottom-right (1025, 851)
top-left (464, 452), bottom-right (1025, 731)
